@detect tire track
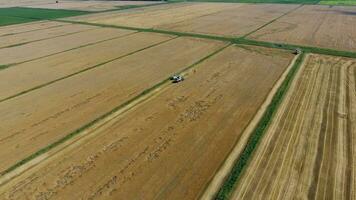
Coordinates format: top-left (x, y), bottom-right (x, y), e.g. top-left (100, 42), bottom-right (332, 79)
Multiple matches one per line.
top-left (232, 54), bottom-right (356, 200)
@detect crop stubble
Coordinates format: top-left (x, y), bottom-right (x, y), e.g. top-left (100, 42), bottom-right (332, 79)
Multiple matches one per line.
top-left (24, 1), bottom-right (161, 12)
top-left (159, 4), bottom-right (299, 37)
top-left (0, 45), bottom-right (294, 200)
top-left (248, 5), bottom-right (356, 52)
top-left (70, 3), bottom-right (241, 29)
top-left (0, 21), bottom-right (67, 37)
top-left (0, 27), bottom-right (135, 66)
top-left (0, 23), bottom-right (98, 48)
top-left (0, 37), bottom-right (225, 175)
top-left (232, 54), bottom-right (356, 200)
top-left (0, 32), bottom-right (174, 101)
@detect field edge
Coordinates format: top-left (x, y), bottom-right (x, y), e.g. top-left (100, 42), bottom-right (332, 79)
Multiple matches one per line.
top-left (214, 52), bottom-right (306, 200)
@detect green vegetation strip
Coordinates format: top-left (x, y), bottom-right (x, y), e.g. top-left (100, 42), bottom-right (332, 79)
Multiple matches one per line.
top-left (215, 52), bottom-right (305, 200)
top-left (0, 36), bottom-right (177, 103)
top-left (237, 38), bottom-right (356, 58)
top-left (0, 43), bottom-right (230, 176)
top-left (319, 0), bottom-right (356, 5)
top-left (169, 0), bottom-right (320, 4)
top-left (55, 19), bottom-right (233, 42)
top-left (55, 19), bottom-right (356, 59)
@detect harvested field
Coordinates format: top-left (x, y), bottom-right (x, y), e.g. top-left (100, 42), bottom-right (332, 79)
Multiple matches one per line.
top-left (0, 37), bottom-right (225, 175)
top-left (0, 45), bottom-right (295, 200)
top-left (25, 0), bottom-right (162, 12)
top-left (0, 27), bottom-right (134, 66)
top-left (232, 54), bottom-right (356, 200)
top-left (70, 2), bottom-right (241, 28)
top-left (248, 5), bottom-right (356, 52)
top-left (160, 4), bottom-right (299, 37)
top-left (0, 23), bottom-right (96, 48)
top-left (0, 21), bottom-right (67, 37)
top-left (0, 32), bottom-right (174, 101)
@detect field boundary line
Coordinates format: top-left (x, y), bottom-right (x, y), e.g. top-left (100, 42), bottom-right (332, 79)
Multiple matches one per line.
top-left (0, 23), bottom-right (66, 37)
top-left (0, 25), bottom-right (99, 50)
top-left (200, 52), bottom-right (301, 200)
top-left (53, 19), bottom-right (234, 41)
top-left (0, 30), bottom-right (138, 70)
top-left (53, 19), bottom-right (356, 59)
top-left (0, 35), bottom-right (177, 103)
top-left (0, 43), bottom-right (231, 184)
top-left (241, 4), bottom-right (303, 38)
top-left (213, 52), bottom-right (306, 200)
top-left (169, 0), bottom-right (320, 5)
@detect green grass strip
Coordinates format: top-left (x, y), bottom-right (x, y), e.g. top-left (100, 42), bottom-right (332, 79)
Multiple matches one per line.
top-left (319, 0), bottom-right (356, 5)
top-left (0, 64), bottom-right (12, 70)
top-left (169, 0), bottom-right (320, 4)
top-left (0, 43), bottom-right (230, 176)
top-left (55, 19), bottom-right (356, 59)
top-left (215, 52), bottom-right (305, 200)
top-left (236, 38), bottom-right (356, 58)
top-left (55, 19), bottom-right (233, 42)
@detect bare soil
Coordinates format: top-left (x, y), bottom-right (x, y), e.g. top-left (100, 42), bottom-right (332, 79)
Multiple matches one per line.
top-left (0, 45), bottom-right (294, 200)
top-left (232, 54), bottom-right (356, 200)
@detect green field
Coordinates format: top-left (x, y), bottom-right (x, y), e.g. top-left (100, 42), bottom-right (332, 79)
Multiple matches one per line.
top-left (319, 0), bottom-right (356, 5)
top-left (172, 0), bottom-right (356, 5)
top-left (170, 0), bottom-right (320, 4)
top-left (0, 7), bottom-right (90, 26)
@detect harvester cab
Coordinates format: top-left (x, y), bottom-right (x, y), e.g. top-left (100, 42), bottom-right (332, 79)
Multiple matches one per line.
top-left (170, 75), bottom-right (184, 83)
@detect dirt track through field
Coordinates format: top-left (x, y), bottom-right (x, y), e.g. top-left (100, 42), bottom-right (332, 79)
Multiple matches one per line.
top-left (0, 23), bottom-right (96, 48)
top-left (248, 5), bottom-right (356, 52)
top-left (0, 27), bottom-right (134, 66)
top-left (70, 2), bottom-right (241, 29)
top-left (0, 32), bottom-right (174, 101)
top-left (232, 54), bottom-right (356, 200)
top-left (0, 45), bottom-right (294, 200)
top-left (159, 4), bottom-right (299, 37)
top-left (0, 21), bottom-right (67, 37)
top-left (0, 37), bottom-right (225, 175)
